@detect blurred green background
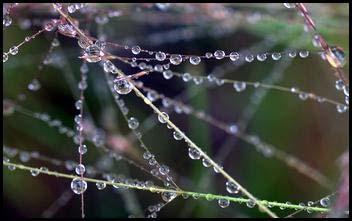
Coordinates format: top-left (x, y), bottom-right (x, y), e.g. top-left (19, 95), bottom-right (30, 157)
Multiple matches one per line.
top-left (3, 3), bottom-right (349, 218)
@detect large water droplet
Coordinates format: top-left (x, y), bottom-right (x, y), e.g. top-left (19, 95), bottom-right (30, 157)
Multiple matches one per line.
top-left (71, 178), bottom-right (87, 194)
top-left (128, 117), bottom-right (139, 129)
top-left (113, 78), bottom-right (133, 95)
top-left (218, 198), bottom-right (230, 208)
top-left (233, 81), bottom-right (246, 92)
top-left (188, 147), bottom-right (201, 160)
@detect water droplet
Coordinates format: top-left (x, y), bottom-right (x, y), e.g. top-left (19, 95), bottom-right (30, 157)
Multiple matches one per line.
top-left (155, 51), bottom-right (166, 61)
top-left (320, 197), bottom-right (330, 207)
top-left (182, 73), bottom-right (192, 82)
top-left (228, 124), bottom-right (238, 134)
top-left (147, 91), bottom-right (158, 102)
top-left (30, 169), bottom-right (40, 176)
top-left (75, 100), bottom-right (83, 110)
top-left (343, 86), bottom-right (349, 96)
top-left (158, 112), bottom-right (169, 124)
top-left (9, 46), bottom-right (19, 55)
top-left (335, 79), bottom-right (344, 91)
top-left (75, 164), bottom-right (86, 175)
top-left (288, 51), bottom-right (297, 58)
top-left (271, 52), bottom-right (281, 60)
top-left (218, 199), bottom-right (230, 208)
top-left (336, 104), bottom-right (347, 113)
top-left (188, 147), bottom-right (201, 160)
top-left (159, 164), bottom-right (170, 175)
top-left (3, 53), bottom-right (8, 62)
top-left (45, 22), bottom-right (55, 32)
top-left (173, 131), bottom-right (183, 140)
top-left (103, 60), bottom-right (116, 73)
top-left (246, 199), bottom-right (256, 208)
top-left (213, 165), bottom-right (223, 173)
top-left (307, 201), bottom-right (314, 213)
top-left (19, 151), bottom-right (31, 162)
top-left (205, 52), bottom-right (213, 58)
top-left (113, 78), bottom-right (133, 94)
top-left (169, 54), bottom-right (182, 65)
top-left (226, 181), bottom-right (239, 194)
top-left (3, 14), bottom-right (12, 27)
top-left (233, 81), bottom-right (246, 92)
top-left (143, 151), bottom-right (153, 160)
top-left (193, 76), bottom-right (203, 85)
top-left (85, 44), bottom-right (103, 63)
top-left (214, 50), bottom-right (225, 59)
top-left (51, 38), bottom-right (60, 47)
top-left (78, 144), bottom-right (87, 155)
top-left (245, 54), bottom-right (254, 62)
top-left (207, 74), bottom-right (217, 82)
top-left (161, 191), bottom-right (177, 202)
top-left (257, 53), bottom-right (267, 61)
top-left (283, 3), bottom-right (295, 8)
top-left (96, 182), bottom-right (106, 190)
top-left (27, 78), bottom-right (41, 91)
top-left (128, 117), bottom-right (139, 129)
top-left (326, 46), bottom-right (346, 68)
top-left (299, 50), bottom-right (309, 58)
top-left (298, 92), bottom-right (308, 100)
top-left (190, 56), bottom-right (201, 65)
top-left (202, 158), bottom-right (211, 167)
top-left (71, 178), bottom-right (87, 194)
top-left (8, 165), bottom-right (16, 171)
top-left (229, 52), bottom-right (240, 61)
top-left (131, 45), bottom-right (141, 55)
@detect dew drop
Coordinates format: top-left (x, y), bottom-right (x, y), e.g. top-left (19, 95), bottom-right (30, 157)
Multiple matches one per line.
top-left (335, 80), bottom-right (344, 91)
top-left (173, 131), bottom-right (183, 140)
top-left (205, 52), bottom-right (213, 58)
top-left (320, 197), bottom-right (330, 208)
top-left (155, 51), bottom-right (166, 61)
top-left (246, 199), bottom-right (256, 208)
top-left (158, 112), bottom-right (169, 124)
top-left (28, 78), bottom-right (41, 91)
top-left (169, 54), bottom-right (182, 65)
top-left (71, 178), bottom-right (87, 194)
top-left (3, 53), bottom-right (8, 62)
top-left (161, 191), bottom-right (177, 202)
top-left (78, 144), bottom-right (87, 155)
top-left (159, 164), bottom-right (170, 175)
top-left (75, 100), bottom-right (83, 110)
top-left (147, 91), bottom-right (158, 102)
top-left (233, 81), bottom-right (246, 92)
top-left (326, 46), bottom-right (346, 68)
top-left (226, 181), bottom-right (239, 194)
top-left (288, 51), bottom-right (297, 58)
top-left (245, 54), bottom-right (254, 62)
top-left (131, 45), bottom-right (141, 55)
top-left (257, 53), bottom-right (267, 61)
top-left (75, 164), bottom-right (86, 175)
top-left (188, 147), bottom-right (201, 160)
top-left (128, 117), bottom-right (139, 129)
top-left (113, 78), bottom-right (133, 95)
top-left (30, 169), bottom-right (40, 176)
top-left (182, 73), bottom-right (192, 82)
top-left (202, 158), bottom-right (211, 167)
top-left (283, 3), bottom-right (295, 8)
top-left (218, 199), bottom-right (230, 208)
top-left (336, 104), bottom-right (347, 113)
top-left (298, 92), bottom-right (308, 100)
top-left (214, 50), bottom-right (225, 59)
top-left (9, 46), bottom-right (19, 55)
top-left (96, 182), bottom-right (106, 190)
top-left (3, 14), bottom-right (12, 27)
top-left (299, 50), bottom-right (309, 58)
top-left (271, 52), bottom-right (281, 60)
top-left (190, 56), bottom-right (201, 65)
top-left (229, 52), bottom-right (240, 61)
